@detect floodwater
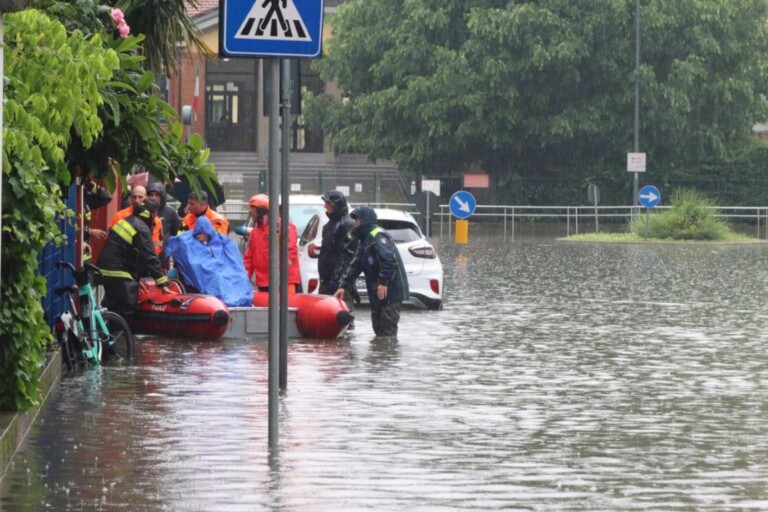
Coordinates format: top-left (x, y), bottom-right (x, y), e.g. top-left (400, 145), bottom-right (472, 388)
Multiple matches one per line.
top-left (3, 237), bottom-right (768, 511)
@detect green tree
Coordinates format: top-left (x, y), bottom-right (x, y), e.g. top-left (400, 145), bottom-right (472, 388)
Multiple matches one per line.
top-left (308, 0), bottom-right (768, 203)
top-left (1, 1), bottom-right (217, 410)
top-left (1, 9), bottom-right (118, 410)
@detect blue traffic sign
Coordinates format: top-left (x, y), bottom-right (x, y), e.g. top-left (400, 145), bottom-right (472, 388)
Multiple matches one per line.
top-left (450, 191), bottom-right (477, 219)
top-left (638, 185), bottom-right (661, 208)
top-left (220, 0), bottom-right (324, 58)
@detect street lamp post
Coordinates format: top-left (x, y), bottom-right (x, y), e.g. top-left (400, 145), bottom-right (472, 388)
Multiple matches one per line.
top-left (633, 0), bottom-right (640, 209)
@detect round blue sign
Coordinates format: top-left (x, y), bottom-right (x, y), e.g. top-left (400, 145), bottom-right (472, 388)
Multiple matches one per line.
top-left (638, 185), bottom-right (661, 208)
top-left (450, 191), bottom-right (477, 219)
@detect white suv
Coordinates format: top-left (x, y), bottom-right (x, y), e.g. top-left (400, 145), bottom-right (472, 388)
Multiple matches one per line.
top-left (298, 208), bottom-right (443, 310)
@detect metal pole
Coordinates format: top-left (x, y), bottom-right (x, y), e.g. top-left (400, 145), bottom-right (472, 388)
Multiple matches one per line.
top-left (503, 206), bottom-right (507, 239)
top-left (279, 58), bottom-right (291, 390)
top-left (511, 207), bottom-right (515, 241)
top-left (633, 0), bottom-right (640, 209)
top-left (267, 58), bottom-right (281, 449)
top-left (594, 205), bottom-right (599, 232)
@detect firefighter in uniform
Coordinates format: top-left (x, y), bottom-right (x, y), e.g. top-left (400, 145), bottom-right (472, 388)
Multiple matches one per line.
top-left (110, 185), bottom-right (164, 255)
top-left (98, 200), bottom-right (170, 318)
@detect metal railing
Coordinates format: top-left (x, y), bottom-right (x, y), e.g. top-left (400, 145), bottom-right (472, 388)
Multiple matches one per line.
top-left (434, 204), bottom-right (768, 241)
top-left (216, 199), bottom-right (768, 240)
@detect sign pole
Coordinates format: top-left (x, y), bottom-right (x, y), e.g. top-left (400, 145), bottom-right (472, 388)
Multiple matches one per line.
top-left (267, 57), bottom-right (280, 450)
top-left (279, 57), bottom-right (291, 390)
top-left (633, 0), bottom-right (641, 210)
top-left (638, 185), bottom-right (661, 239)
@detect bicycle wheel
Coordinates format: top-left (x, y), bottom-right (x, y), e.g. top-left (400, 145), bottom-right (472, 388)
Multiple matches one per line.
top-left (100, 311), bottom-right (134, 361)
top-left (59, 331), bottom-right (78, 371)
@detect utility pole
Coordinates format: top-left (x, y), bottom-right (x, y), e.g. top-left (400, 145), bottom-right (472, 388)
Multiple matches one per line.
top-left (633, 0), bottom-right (640, 208)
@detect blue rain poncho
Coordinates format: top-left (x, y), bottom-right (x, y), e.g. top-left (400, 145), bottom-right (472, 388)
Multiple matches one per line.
top-left (164, 216), bottom-right (253, 306)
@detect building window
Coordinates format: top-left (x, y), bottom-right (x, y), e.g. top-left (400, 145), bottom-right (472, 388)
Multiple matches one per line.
top-left (205, 58), bottom-right (258, 152)
top-left (292, 62), bottom-right (324, 152)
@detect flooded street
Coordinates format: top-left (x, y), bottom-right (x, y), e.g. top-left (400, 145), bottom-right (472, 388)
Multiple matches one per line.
top-left (4, 237), bottom-right (768, 510)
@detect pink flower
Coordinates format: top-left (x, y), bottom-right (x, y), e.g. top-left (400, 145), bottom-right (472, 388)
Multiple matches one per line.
top-left (110, 8), bottom-right (131, 38)
top-left (110, 8), bottom-right (125, 24)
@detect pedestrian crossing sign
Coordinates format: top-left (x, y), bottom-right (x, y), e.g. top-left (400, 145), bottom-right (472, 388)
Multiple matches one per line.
top-left (220, 0), bottom-right (324, 58)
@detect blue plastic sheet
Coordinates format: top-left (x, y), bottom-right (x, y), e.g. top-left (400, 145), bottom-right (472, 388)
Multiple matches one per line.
top-left (165, 216), bottom-right (253, 306)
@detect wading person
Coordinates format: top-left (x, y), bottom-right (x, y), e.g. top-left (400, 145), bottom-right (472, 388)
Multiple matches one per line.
top-left (318, 191), bottom-right (359, 310)
top-left (335, 206), bottom-right (409, 337)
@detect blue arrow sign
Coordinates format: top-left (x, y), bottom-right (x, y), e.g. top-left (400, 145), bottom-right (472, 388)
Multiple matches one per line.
top-left (220, 0), bottom-right (324, 58)
top-left (638, 185), bottom-right (661, 208)
top-left (450, 191), bottom-right (477, 219)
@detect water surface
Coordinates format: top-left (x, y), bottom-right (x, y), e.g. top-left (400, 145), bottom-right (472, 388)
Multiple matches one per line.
top-left (3, 238), bottom-right (768, 511)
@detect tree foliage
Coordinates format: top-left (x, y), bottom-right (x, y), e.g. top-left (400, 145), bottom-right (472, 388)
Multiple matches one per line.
top-left (1, 1), bottom-right (217, 410)
top-left (308, 0), bottom-right (768, 202)
top-left (0, 9), bottom-right (116, 410)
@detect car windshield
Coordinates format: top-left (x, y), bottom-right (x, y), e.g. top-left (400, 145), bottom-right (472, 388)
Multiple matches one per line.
top-left (290, 204), bottom-right (325, 235)
top-left (378, 220), bottom-right (422, 243)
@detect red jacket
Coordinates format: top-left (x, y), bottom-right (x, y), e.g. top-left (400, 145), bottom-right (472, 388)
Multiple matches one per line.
top-left (244, 218), bottom-right (300, 289)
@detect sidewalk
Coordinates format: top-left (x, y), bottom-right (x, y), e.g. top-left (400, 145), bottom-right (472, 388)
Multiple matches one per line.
top-left (0, 351), bottom-right (61, 479)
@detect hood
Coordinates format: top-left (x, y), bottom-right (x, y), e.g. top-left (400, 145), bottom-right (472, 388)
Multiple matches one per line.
top-left (146, 182), bottom-right (167, 206)
top-left (192, 215), bottom-right (216, 239)
top-left (351, 206), bottom-right (377, 225)
top-left (350, 206), bottom-right (377, 238)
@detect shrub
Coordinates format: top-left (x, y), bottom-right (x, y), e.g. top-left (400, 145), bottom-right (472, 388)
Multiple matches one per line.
top-left (630, 189), bottom-right (731, 240)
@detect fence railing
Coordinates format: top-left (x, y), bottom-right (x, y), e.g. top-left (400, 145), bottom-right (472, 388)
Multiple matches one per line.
top-left (434, 204), bottom-right (768, 241)
top-left (217, 199), bottom-right (768, 240)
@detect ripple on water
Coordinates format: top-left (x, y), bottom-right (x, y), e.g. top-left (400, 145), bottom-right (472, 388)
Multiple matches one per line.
top-left (4, 238), bottom-right (768, 510)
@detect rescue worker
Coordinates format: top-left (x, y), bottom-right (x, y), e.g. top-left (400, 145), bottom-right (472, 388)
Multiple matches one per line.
top-left (180, 190), bottom-right (229, 234)
top-left (318, 191), bottom-right (359, 309)
top-left (98, 200), bottom-right (170, 318)
top-left (146, 182), bottom-right (181, 259)
top-left (243, 194), bottom-right (301, 292)
top-left (335, 206), bottom-right (409, 337)
top-left (110, 185), bottom-right (163, 255)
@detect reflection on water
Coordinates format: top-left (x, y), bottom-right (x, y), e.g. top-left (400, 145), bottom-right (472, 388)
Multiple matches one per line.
top-left (4, 237), bottom-right (768, 510)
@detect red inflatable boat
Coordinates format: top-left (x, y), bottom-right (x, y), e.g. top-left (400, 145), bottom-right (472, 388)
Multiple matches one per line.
top-left (132, 285), bottom-right (230, 340)
top-left (252, 292), bottom-right (354, 339)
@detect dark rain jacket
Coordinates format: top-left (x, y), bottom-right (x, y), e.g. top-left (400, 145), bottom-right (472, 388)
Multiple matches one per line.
top-left (339, 206), bottom-right (409, 310)
top-left (98, 214), bottom-right (168, 285)
top-left (147, 182), bottom-right (181, 242)
top-left (318, 208), bottom-right (357, 291)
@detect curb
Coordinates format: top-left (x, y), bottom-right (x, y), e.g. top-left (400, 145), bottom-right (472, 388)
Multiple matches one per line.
top-left (0, 351), bottom-right (62, 480)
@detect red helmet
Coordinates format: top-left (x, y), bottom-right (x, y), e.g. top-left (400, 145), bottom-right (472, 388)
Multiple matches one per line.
top-left (248, 194), bottom-right (269, 209)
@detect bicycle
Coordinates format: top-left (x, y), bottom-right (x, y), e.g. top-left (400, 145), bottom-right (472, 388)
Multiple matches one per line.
top-left (53, 261), bottom-right (134, 370)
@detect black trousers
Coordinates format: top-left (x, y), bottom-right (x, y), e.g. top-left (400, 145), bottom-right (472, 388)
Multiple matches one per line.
top-left (371, 301), bottom-right (401, 337)
top-left (101, 277), bottom-right (138, 318)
